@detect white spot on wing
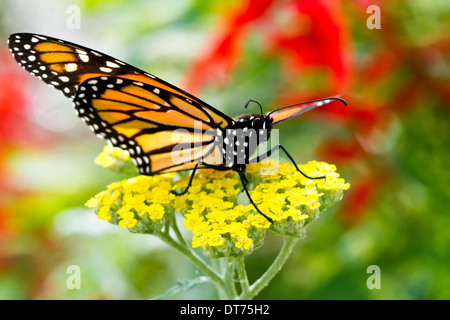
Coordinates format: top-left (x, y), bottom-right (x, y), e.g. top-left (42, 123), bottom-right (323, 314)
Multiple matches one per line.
top-left (106, 61), bottom-right (120, 68)
top-left (79, 54), bottom-right (89, 62)
top-left (65, 63), bottom-right (78, 72)
top-left (76, 49), bottom-right (87, 55)
top-left (99, 67), bottom-right (112, 73)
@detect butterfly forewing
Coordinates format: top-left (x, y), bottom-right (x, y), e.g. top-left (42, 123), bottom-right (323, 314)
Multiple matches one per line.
top-left (269, 98), bottom-right (344, 126)
top-left (74, 76), bottom-right (227, 174)
top-left (7, 32), bottom-right (235, 128)
top-left (8, 33), bottom-right (139, 98)
top-left (9, 32), bottom-right (234, 174)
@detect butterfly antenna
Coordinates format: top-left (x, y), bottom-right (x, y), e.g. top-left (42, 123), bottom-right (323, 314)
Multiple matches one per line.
top-left (244, 99), bottom-right (263, 114)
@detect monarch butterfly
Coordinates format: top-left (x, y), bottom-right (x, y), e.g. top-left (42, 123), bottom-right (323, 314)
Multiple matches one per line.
top-left (8, 33), bottom-right (347, 223)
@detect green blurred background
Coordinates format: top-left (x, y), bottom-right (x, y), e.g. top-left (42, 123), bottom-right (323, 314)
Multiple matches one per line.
top-left (0, 0), bottom-right (449, 299)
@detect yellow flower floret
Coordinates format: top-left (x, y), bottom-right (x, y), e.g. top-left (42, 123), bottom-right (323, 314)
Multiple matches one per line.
top-left (95, 145), bottom-right (131, 169)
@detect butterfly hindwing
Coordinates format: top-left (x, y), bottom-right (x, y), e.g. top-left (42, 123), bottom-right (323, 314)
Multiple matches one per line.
top-left (74, 76), bottom-right (228, 174)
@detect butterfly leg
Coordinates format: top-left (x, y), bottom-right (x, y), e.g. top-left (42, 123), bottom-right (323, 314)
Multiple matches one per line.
top-left (250, 144), bottom-right (326, 180)
top-left (237, 170), bottom-right (273, 223)
top-left (170, 163), bottom-right (200, 196)
top-left (171, 162), bottom-right (231, 196)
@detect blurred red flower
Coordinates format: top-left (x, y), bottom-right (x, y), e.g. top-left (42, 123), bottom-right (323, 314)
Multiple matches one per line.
top-left (0, 48), bottom-right (42, 230)
top-left (266, 0), bottom-right (352, 93)
top-left (184, 0), bottom-right (352, 95)
top-left (183, 0), bottom-right (275, 93)
top-left (0, 48), bottom-right (33, 149)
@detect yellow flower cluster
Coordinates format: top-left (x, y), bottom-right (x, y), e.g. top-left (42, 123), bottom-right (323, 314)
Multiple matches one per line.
top-left (94, 145), bottom-right (138, 175)
top-left (86, 174), bottom-right (176, 233)
top-left (171, 170), bottom-right (260, 255)
top-left (85, 146), bottom-right (350, 258)
top-left (171, 160), bottom-right (349, 257)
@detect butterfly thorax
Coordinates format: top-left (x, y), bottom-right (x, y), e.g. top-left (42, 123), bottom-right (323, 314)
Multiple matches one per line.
top-left (221, 114), bottom-right (273, 169)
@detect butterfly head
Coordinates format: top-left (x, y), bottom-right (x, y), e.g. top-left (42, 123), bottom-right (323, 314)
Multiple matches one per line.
top-left (234, 113), bottom-right (273, 133)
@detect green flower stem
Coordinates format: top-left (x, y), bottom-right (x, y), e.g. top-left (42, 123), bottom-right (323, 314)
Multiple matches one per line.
top-left (223, 258), bottom-right (239, 299)
top-left (171, 215), bottom-right (188, 248)
top-left (158, 233), bottom-right (235, 299)
top-left (242, 236), bottom-right (298, 300)
top-left (235, 256), bottom-right (250, 297)
top-left (211, 259), bottom-right (228, 299)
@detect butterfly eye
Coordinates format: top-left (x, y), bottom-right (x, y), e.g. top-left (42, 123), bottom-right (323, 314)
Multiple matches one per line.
top-left (252, 118), bottom-right (261, 128)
